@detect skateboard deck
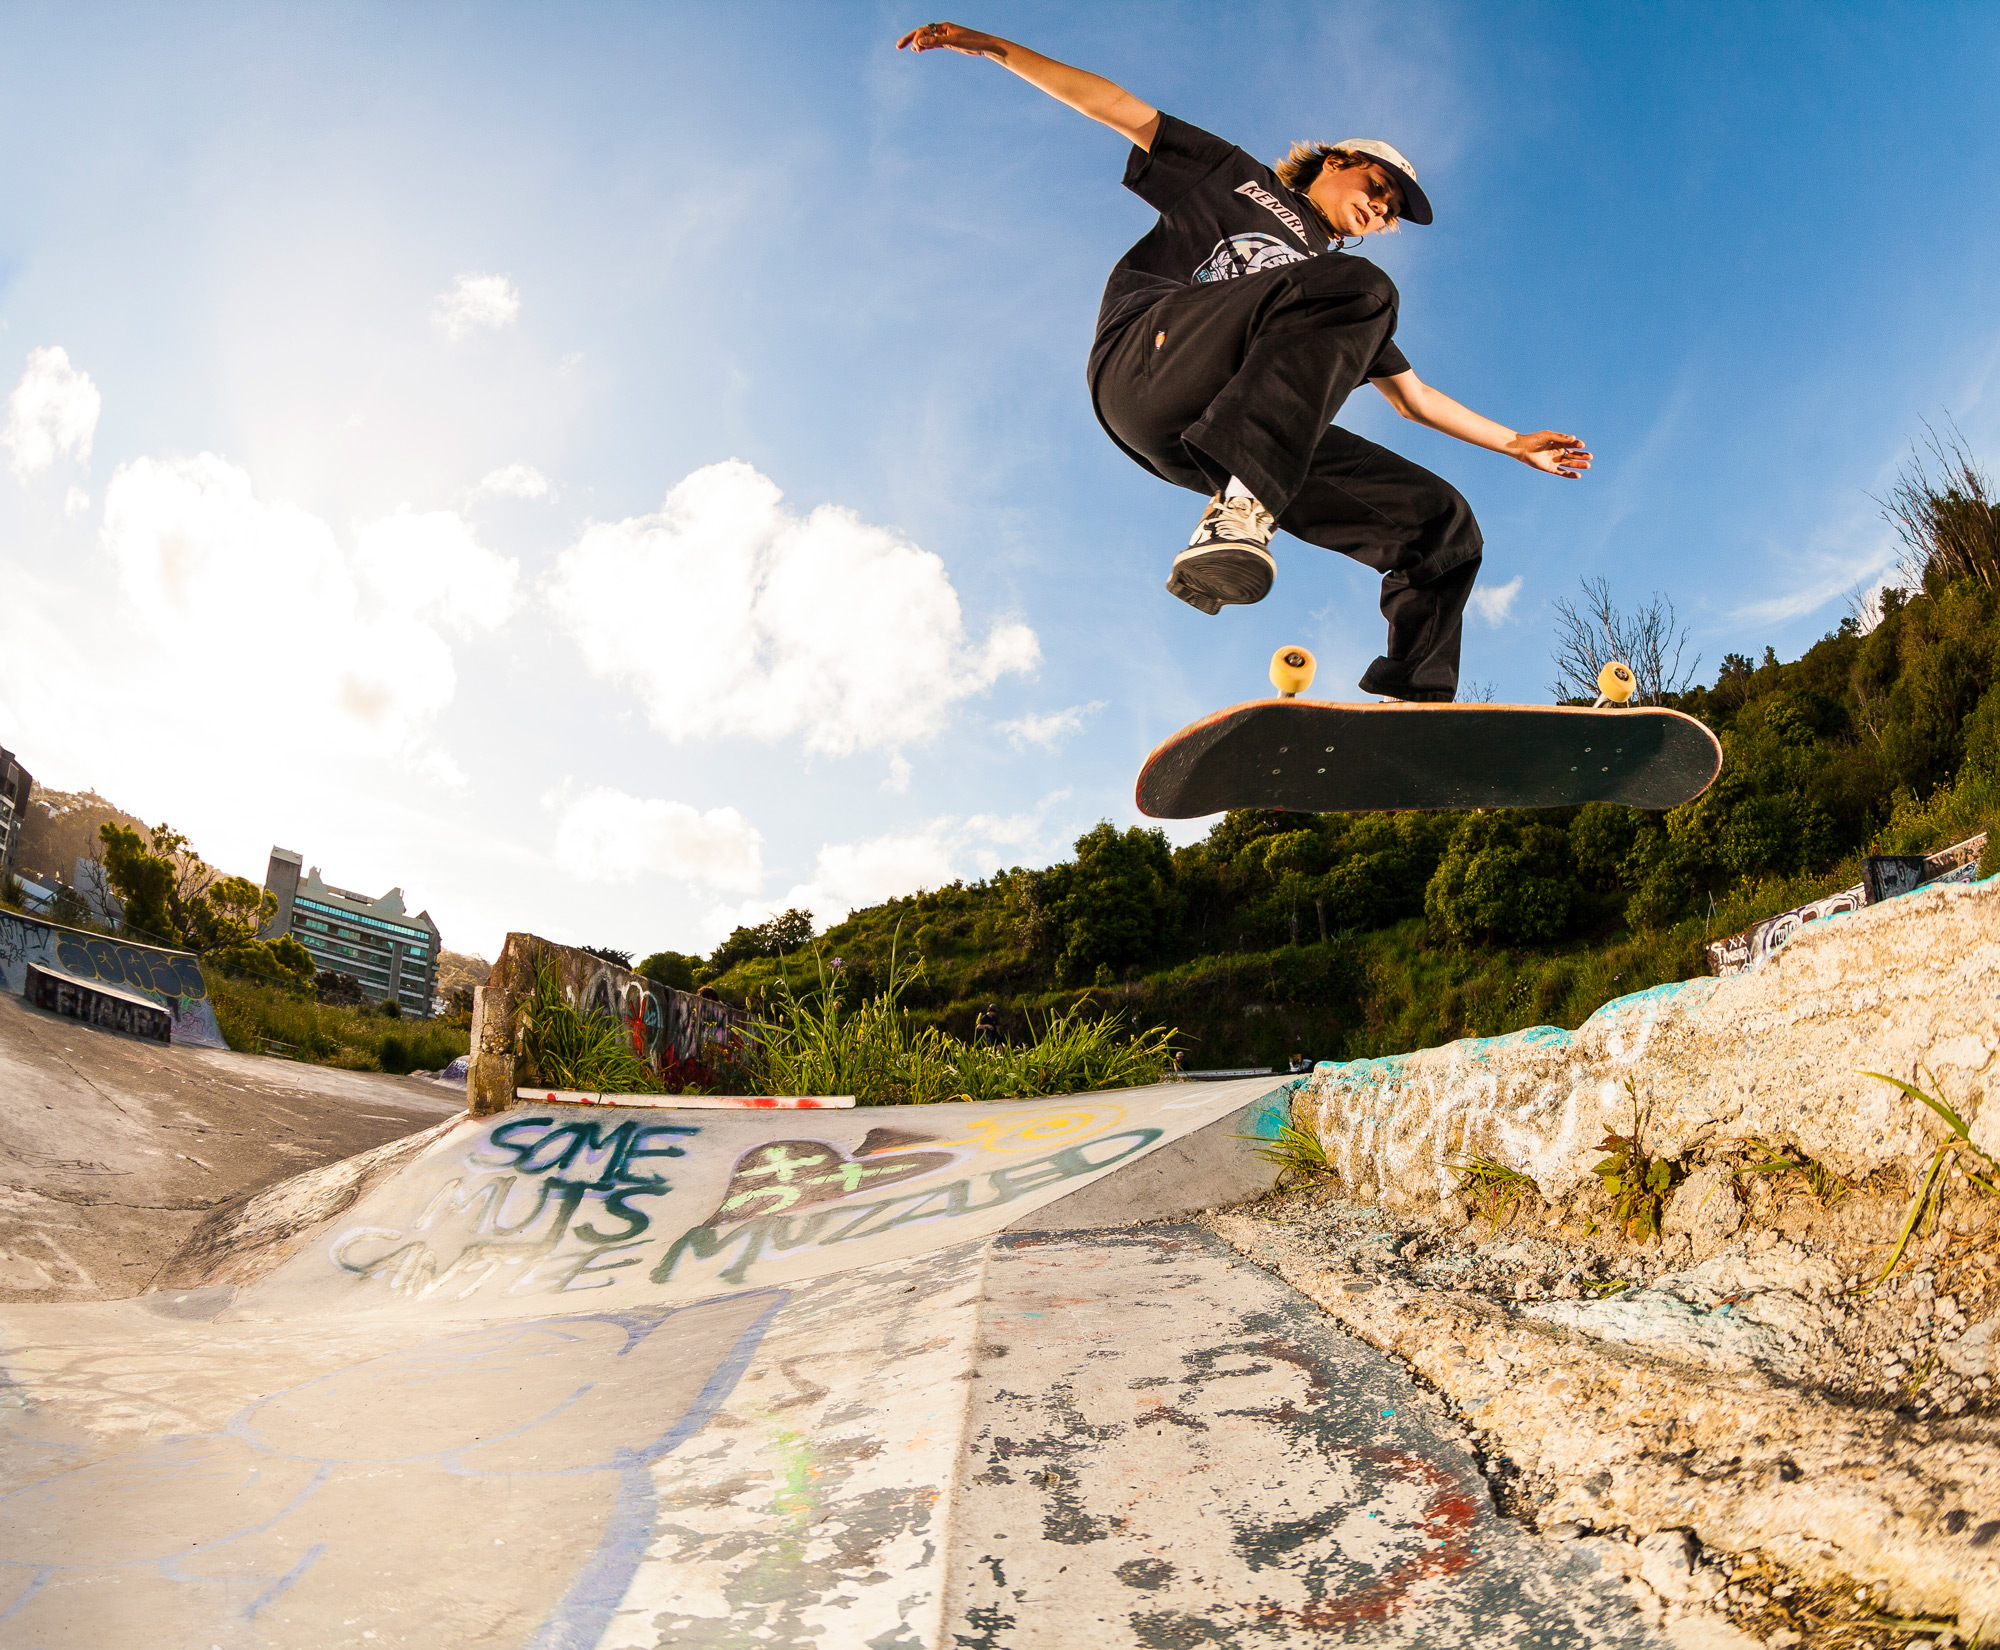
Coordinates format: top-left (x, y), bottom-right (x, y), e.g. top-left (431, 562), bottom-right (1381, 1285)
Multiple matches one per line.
top-left (1136, 699), bottom-right (1723, 818)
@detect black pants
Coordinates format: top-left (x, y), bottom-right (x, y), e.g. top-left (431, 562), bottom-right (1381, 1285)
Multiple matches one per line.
top-left (1092, 253), bottom-right (1483, 702)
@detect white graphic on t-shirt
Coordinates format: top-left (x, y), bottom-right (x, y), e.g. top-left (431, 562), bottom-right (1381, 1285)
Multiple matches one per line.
top-left (1233, 180), bottom-right (1312, 244)
top-left (1192, 233), bottom-right (1308, 284)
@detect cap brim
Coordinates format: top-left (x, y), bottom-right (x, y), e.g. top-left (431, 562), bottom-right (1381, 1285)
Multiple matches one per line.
top-left (1394, 173), bottom-right (1433, 226)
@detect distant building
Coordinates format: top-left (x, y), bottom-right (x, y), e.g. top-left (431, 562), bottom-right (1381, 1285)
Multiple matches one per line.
top-left (260, 846), bottom-right (442, 1017)
top-left (0, 746), bottom-right (31, 882)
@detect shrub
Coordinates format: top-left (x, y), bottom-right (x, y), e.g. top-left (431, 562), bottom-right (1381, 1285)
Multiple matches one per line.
top-left (1425, 813), bottom-right (1574, 947)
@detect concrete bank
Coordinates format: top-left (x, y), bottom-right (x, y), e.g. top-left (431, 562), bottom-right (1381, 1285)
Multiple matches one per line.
top-left (0, 1072), bottom-right (1689, 1646)
top-left (0, 991), bottom-right (461, 1303)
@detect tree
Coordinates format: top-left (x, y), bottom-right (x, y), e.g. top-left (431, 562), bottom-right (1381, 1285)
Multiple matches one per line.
top-left (708, 907), bottom-right (817, 974)
top-left (207, 935), bottom-right (317, 992)
top-left (97, 822), bottom-right (279, 955)
top-left (1549, 577), bottom-right (1700, 705)
top-left (638, 950), bottom-right (699, 993)
top-left (1876, 420), bottom-right (2000, 593)
top-left (185, 875), bottom-right (276, 954)
top-left (1254, 830), bottom-right (1328, 945)
top-left (580, 945), bottom-right (633, 968)
top-left (1425, 813), bottom-right (1574, 947)
top-left (97, 822), bottom-right (183, 942)
top-left (1045, 823), bottom-right (1179, 984)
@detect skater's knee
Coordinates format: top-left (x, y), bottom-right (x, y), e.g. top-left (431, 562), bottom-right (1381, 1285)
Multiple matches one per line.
top-left (1294, 253), bottom-right (1398, 307)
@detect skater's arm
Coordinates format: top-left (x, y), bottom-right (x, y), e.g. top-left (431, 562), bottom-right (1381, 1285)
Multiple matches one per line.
top-left (1373, 371), bottom-right (1592, 479)
top-left (896, 22), bottom-right (1161, 149)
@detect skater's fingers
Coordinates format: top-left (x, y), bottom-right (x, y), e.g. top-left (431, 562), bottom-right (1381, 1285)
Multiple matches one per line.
top-left (897, 20), bottom-right (967, 51)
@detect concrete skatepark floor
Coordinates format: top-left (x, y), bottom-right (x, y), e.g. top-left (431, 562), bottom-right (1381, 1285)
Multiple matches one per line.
top-left (0, 998), bottom-right (1679, 1647)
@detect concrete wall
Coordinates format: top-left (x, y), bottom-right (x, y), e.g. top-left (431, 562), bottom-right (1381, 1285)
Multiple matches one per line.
top-left (468, 932), bottom-right (755, 1116)
top-left (1707, 831), bottom-right (1987, 975)
top-left (0, 908), bottom-right (224, 1047)
top-left (1298, 875), bottom-right (2000, 1208)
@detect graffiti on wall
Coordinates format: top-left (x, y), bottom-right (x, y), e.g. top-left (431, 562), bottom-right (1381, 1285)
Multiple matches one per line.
top-left (1297, 980), bottom-right (1713, 1203)
top-left (1707, 832), bottom-right (1990, 977)
top-left (323, 1102), bottom-right (1167, 1304)
top-left (28, 964), bottom-right (174, 1043)
top-left (0, 910), bottom-right (225, 1047)
top-left (485, 933), bottom-right (756, 1092)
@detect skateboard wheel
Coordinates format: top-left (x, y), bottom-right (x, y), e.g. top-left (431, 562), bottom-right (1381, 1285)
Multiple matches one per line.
top-left (1269, 645), bottom-right (1317, 698)
top-left (1597, 660), bottom-right (1636, 704)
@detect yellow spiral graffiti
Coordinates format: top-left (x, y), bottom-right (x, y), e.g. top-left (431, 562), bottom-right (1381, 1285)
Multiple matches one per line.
top-left (946, 1105), bottom-right (1128, 1154)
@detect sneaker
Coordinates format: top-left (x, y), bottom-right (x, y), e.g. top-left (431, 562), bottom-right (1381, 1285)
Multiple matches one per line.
top-left (1166, 493), bottom-right (1276, 614)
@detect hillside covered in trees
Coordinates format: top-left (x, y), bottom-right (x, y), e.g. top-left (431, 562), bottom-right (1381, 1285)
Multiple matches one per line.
top-left (683, 435), bottom-right (2000, 1069)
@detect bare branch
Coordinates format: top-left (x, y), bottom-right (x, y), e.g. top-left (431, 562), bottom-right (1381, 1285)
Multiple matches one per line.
top-left (1548, 577), bottom-right (1701, 704)
top-left (1873, 418), bottom-right (2000, 593)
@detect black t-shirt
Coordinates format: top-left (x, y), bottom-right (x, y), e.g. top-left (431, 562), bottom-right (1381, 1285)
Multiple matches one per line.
top-left (1089, 113), bottom-right (1411, 385)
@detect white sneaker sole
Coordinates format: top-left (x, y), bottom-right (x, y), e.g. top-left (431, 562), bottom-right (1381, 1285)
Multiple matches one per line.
top-left (1166, 541), bottom-right (1276, 614)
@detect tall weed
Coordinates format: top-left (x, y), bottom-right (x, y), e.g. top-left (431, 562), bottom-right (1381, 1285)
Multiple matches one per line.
top-left (757, 941), bottom-right (1176, 1105)
top-left (208, 974), bottom-right (466, 1074)
top-left (517, 959), bottom-right (664, 1093)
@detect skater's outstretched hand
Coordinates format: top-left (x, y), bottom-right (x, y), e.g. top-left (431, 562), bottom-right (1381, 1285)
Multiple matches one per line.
top-left (895, 22), bottom-right (1161, 149)
top-left (1504, 430), bottom-right (1592, 479)
top-left (1375, 373), bottom-right (1592, 478)
top-left (895, 21), bottom-right (1005, 58)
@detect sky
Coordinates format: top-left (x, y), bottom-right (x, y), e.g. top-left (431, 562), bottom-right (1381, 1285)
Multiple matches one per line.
top-left (3, 1), bottom-right (1999, 963)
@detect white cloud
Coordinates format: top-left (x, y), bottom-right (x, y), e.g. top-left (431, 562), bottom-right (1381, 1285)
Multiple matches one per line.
top-left (698, 793), bottom-right (1071, 941)
top-left (64, 487), bottom-right (90, 518)
top-left (997, 701), bottom-right (1104, 750)
top-left (547, 460), bottom-right (1039, 757)
top-left (1469, 575), bottom-right (1523, 627)
top-left (431, 273), bottom-right (522, 341)
top-left (479, 464), bottom-right (551, 499)
top-left (101, 453), bottom-right (512, 771)
top-left (4, 346), bottom-right (101, 478)
top-left (882, 754), bottom-right (912, 793)
top-left (351, 505), bottom-right (520, 634)
top-left (1730, 538), bottom-right (1900, 627)
top-left (704, 828), bottom-right (960, 938)
top-left (551, 787), bottom-right (764, 891)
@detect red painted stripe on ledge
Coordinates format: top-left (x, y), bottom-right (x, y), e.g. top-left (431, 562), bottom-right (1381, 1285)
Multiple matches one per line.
top-left (515, 1088), bottom-right (856, 1110)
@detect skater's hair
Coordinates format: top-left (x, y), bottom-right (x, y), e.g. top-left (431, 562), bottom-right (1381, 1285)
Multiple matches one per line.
top-left (1274, 142), bottom-right (1403, 234)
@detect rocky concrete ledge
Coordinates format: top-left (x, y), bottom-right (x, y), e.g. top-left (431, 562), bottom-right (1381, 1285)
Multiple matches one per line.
top-left (1296, 876), bottom-right (2000, 1209)
top-left (1249, 881), bottom-right (2000, 1642)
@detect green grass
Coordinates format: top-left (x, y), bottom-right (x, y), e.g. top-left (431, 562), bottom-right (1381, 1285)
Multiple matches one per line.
top-left (1448, 1154), bottom-right (1540, 1231)
top-left (207, 974), bottom-right (467, 1075)
top-left (755, 946), bottom-right (1177, 1105)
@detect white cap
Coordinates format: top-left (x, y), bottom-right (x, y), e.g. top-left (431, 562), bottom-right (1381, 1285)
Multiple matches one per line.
top-left (1333, 138), bottom-right (1432, 224)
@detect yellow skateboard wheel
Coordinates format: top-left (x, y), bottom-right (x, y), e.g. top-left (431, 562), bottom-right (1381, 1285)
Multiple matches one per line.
top-left (1596, 660), bottom-right (1636, 704)
top-left (1270, 645), bottom-right (1317, 698)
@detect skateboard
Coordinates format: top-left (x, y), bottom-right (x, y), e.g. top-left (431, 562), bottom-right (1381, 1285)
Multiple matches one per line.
top-left (1135, 647), bottom-right (1723, 819)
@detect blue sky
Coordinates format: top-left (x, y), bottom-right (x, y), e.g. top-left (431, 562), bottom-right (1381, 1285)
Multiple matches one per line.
top-left (4, 1), bottom-right (1998, 962)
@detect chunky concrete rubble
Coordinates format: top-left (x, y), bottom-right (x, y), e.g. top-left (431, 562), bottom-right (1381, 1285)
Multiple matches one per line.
top-left (1206, 1185), bottom-right (2000, 1645)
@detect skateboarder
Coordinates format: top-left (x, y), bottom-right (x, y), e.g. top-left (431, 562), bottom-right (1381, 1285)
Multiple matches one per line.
top-left (897, 21), bottom-right (1591, 702)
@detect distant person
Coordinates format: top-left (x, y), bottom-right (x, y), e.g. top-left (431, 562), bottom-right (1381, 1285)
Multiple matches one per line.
top-left (696, 984), bottom-right (722, 1004)
top-left (974, 1003), bottom-right (1000, 1045)
top-left (897, 22), bottom-right (1590, 701)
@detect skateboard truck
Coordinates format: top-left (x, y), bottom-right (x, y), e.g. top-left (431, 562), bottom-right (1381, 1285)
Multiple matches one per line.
top-left (1592, 660), bottom-right (1636, 709)
top-left (1269, 645), bottom-right (1316, 698)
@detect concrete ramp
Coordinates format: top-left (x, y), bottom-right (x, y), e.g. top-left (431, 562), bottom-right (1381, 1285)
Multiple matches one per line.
top-left (0, 1080), bottom-right (1659, 1647)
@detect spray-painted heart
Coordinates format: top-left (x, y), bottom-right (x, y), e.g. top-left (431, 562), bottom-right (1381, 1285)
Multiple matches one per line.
top-left (707, 1135), bottom-right (954, 1225)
